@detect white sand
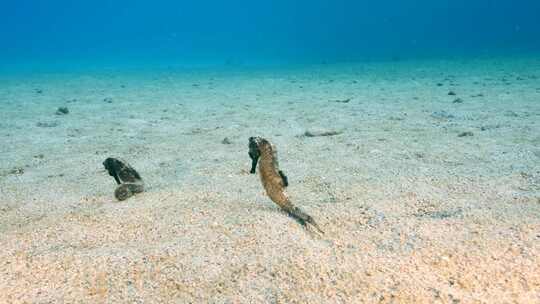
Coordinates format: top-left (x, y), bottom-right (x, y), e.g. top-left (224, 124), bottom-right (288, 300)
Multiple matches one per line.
top-left (1, 57), bottom-right (539, 303)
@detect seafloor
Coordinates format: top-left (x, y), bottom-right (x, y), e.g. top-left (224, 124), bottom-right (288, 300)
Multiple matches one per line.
top-left (0, 57), bottom-right (539, 303)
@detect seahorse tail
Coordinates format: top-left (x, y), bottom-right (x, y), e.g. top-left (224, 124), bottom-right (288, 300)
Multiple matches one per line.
top-left (284, 205), bottom-right (324, 234)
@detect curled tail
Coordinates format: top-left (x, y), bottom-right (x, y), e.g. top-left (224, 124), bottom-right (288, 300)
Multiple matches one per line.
top-left (283, 205), bottom-right (324, 234)
top-left (115, 183), bottom-right (144, 201)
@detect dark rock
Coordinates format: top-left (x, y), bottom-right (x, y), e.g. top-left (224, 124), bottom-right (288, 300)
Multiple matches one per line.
top-left (436, 83), bottom-right (443, 87)
top-left (221, 137), bottom-right (232, 144)
top-left (452, 98), bottom-right (464, 104)
top-left (35, 89), bottom-right (43, 94)
top-left (55, 107), bottom-right (69, 115)
top-left (448, 91), bottom-right (457, 96)
top-left (458, 131), bottom-right (474, 137)
top-left (104, 98), bottom-right (113, 103)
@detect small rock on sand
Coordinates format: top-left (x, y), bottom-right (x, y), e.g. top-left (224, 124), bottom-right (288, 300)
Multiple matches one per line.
top-left (452, 98), bottom-right (464, 104)
top-left (448, 91), bottom-right (457, 96)
top-left (221, 137), bottom-right (232, 144)
top-left (458, 131), bottom-right (474, 137)
top-left (55, 107), bottom-right (69, 115)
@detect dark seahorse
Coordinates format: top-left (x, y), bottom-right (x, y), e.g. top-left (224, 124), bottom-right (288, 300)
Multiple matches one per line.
top-left (103, 157), bottom-right (144, 201)
top-left (248, 137), bottom-right (324, 233)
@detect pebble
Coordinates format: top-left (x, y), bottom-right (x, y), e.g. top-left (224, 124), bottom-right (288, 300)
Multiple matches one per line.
top-left (448, 91), bottom-right (457, 96)
top-left (221, 137), bottom-right (232, 145)
top-left (104, 98), bottom-right (113, 103)
top-left (452, 98), bottom-right (464, 104)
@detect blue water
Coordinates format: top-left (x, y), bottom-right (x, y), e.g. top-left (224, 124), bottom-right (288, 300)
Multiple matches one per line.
top-left (1, 0), bottom-right (540, 68)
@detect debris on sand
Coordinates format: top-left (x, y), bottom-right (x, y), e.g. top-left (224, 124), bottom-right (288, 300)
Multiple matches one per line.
top-left (480, 124), bottom-right (502, 131)
top-left (329, 98), bottom-right (351, 103)
top-left (221, 137), bottom-right (232, 145)
top-left (36, 121), bottom-right (59, 128)
top-left (504, 111), bottom-right (519, 117)
top-left (452, 98), bottom-right (464, 104)
top-left (303, 130), bottom-right (343, 137)
top-left (55, 107), bottom-right (69, 115)
top-left (8, 167), bottom-right (25, 175)
top-left (448, 91), bottom-right (457, 96)
top-left (104, 97), bottom-right (113, 103)
top-left (458, 131), bottom-right (474, 137)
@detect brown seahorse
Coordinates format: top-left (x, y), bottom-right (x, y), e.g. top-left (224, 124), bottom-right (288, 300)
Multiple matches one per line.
top-left (103, 157), bottom-right (144, 201)
top-left (249, 137), bottom-right (324, 233)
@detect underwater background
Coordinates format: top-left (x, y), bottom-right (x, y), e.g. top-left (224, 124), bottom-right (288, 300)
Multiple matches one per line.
top-left (1, 0), bottom-right (540, 69)
top-left (1, 1), bottom-right (540, 303)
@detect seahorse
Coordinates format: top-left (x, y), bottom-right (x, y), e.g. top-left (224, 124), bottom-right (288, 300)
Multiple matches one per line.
top-left (103, 157), bottom-right (144, 201)
top-left (249, 137), bottom-right (324, 233)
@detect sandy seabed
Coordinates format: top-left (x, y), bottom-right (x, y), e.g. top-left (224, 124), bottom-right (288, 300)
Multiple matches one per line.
top-left (1, 57), bottom-right (539, 303)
